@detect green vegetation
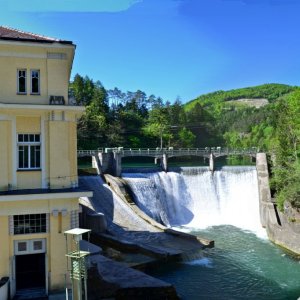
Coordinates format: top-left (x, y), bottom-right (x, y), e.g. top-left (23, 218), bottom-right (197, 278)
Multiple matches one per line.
top-left (185, 83), bottom-right (296, 110)
top-left (70, 75), bottom-right (197, 149)
top-left (270, 90), bottom-right (300, 210)
top-left (71, 76), bottom-right (299, 209)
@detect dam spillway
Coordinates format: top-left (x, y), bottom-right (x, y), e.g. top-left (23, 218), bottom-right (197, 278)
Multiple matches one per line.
top-left (122, 167), bottom-right (300, 299)
top-left (122, 166), bottom-right (263, 235)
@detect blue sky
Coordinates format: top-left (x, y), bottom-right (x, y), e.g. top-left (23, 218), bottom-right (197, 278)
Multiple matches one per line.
top-left (1, 0), bottom-right (300, 102)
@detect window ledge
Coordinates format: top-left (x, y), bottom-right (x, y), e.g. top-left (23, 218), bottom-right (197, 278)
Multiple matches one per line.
top-left (17, 92), bottom-right (27, 95)
top-left (17, 169), bottom-right (42, 172)
top-left (30, 93), bottom-right (41, 96)
top-left (13, 232), bottom-right (47, 236)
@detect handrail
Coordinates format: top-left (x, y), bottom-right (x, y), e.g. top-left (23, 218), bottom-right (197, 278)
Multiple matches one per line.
top-left (77, 147), bottom-right (259, 157)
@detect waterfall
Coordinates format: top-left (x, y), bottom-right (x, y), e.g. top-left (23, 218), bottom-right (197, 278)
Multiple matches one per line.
top-left (122, 166), bottom-right (264, 235)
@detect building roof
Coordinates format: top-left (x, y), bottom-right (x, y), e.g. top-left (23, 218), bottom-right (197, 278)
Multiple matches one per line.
top-left (0, 26), bottom-right (73, 45)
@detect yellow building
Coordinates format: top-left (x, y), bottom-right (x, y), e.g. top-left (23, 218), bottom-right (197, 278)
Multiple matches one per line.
top-left (0, 26), bottom-right (92, 298)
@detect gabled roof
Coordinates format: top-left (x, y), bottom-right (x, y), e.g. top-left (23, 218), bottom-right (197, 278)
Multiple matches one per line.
top-left (0, 26), bottom-right (73, 45)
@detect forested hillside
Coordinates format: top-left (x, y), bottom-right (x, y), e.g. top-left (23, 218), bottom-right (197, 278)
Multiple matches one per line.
top-left (183, 84), bottom-right (297, 150)
top-left (72, 75), bottom-right (299, 209)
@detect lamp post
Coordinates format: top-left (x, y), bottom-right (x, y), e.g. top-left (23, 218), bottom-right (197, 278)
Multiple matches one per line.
top-left (65, 228), bottom-right (91, 300)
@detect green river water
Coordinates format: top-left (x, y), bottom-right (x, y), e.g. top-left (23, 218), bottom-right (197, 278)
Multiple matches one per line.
top-left (148, 225), bottom-right (300, 300)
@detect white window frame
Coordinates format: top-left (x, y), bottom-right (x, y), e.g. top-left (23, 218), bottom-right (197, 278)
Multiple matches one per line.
top-left (17, 69), bottom-right (27, 94)
top-left (17, 134), bottom-right (41, 170)
top-left (12, 213), bottom-right (49, 235)
top-left (14, 239), bottom-right (46, 255)
top-left (30, 69), bottom-right (40, 95)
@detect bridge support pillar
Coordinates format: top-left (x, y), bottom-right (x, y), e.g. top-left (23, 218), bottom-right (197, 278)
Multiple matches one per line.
top-left (92, 155), bottom-right (101, 175)
top-left (161, 154), bottom-right (168, 172)
top-left (96, 152), bottom-right (113, 174)
top-left (209, 153), bottom-right (215, 172)
top-left (113, 152), bottom-right (122, 177)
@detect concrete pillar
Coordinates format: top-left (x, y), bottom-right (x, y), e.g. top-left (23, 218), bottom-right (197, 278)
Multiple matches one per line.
top-left (154, 157), bottom-right (158, 165)
top-left (161, 154), bottom-right (168, 172)
top-left (97, 152), bottom-right (113, 174)
top-left (92, 155), bottom-right (101, 175)
top-left (86, 212), bottom-right (107, 233)
top-left (209, 153), bottom-right (214, 171)
top-left (113, 152), bottom-right (122, 177)
top-left (256, 152), bottom-right (272, 227)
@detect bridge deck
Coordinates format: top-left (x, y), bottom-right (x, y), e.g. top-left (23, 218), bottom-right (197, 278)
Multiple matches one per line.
top-left (78, 147), bottom-right (258, 158)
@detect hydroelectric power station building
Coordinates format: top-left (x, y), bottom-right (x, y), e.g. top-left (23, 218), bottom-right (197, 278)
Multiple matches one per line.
top-left (0, 26), bottom-right (92, 298)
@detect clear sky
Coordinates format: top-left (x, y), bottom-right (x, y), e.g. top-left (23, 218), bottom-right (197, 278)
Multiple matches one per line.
top-left (1, 0), bottom-right (300, 103)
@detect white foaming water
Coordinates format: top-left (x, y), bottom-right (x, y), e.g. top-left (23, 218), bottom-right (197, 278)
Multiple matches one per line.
top-left (123, 166), bottom-right (266, 237)
top-left (185, 257), bottom-right (214, 268)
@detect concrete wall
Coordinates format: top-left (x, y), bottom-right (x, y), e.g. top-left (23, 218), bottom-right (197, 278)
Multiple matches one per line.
top-left (257, 153), bottom-right (300, 255)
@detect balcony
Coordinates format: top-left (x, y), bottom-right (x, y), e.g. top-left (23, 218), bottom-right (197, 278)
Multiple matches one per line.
top-left (49, 95), bottom-right (65, 105)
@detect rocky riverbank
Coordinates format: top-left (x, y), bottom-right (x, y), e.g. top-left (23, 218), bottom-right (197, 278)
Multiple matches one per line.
top-left (257, 153), bottom-right (300, 256)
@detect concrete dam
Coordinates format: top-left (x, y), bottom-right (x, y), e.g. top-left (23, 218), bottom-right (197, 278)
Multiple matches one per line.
top-left (122, 166), bottom-right (264, 235)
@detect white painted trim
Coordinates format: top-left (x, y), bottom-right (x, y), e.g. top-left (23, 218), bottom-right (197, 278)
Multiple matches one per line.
top-left (0, 103), bottom-right (85, 112)
top-left (14, 239), bottom-right (46, 255)
top-left (0, 191), bottom-right (93, 202)
top-left (41, 115), bottom-right (47, 188)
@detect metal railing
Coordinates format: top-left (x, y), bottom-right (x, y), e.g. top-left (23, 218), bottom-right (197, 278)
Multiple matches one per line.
top-left (77, 147), bottom-right (259, 157)
top-left (77, 149), bottom-right (103, 157)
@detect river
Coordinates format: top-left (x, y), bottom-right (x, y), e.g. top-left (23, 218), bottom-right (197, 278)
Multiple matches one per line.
top-left (122, 167), bottom-right (300, 300)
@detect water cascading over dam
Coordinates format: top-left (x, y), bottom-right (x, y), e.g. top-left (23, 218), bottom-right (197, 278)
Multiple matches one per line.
top-left (122, 166), bottom-right (263, 235)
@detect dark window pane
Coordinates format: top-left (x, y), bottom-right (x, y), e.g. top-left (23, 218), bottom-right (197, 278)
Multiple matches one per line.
top-left (36, 146), bottom-right (40, 168)
top-left (31, 71), bottom-right (40, 94)
top-left (30, 146), bottom-right (35, 167)
top-left (19, 77), bottom-right (26, 93)
top-left (18, 70), bottom-right (26, 93)
top-left (24, 146), bottom-right (28, 168)
top-left (18, 146), bottom-right (24, 168)
top-left (13, 214), bottom-right (47, 235)
top-left (32, 79), bottom-right (39, 93)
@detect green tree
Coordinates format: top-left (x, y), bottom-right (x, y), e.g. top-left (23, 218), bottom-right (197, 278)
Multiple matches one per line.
top-left (271, 89), bottom-right (300, 210)
top-left (143, 105), bottom-right (170, 148)
top-left (178, 127), bottom-right (196, 148)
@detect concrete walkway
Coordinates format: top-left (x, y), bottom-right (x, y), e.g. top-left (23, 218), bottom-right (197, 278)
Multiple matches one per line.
top-left (87, 252), bottom-right (178, 300)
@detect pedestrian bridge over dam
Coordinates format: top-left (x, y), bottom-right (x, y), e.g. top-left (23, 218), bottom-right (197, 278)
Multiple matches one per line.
top-left (78, 147), bottom-right (258, 177)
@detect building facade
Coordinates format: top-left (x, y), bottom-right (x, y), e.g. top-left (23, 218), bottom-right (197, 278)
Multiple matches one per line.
top-left (0, 26), bottom-right (92, 298)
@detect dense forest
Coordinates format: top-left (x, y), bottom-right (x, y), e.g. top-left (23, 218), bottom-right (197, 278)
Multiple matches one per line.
top-left (71, 75), bottom-right (299, 210)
